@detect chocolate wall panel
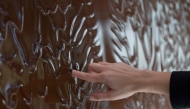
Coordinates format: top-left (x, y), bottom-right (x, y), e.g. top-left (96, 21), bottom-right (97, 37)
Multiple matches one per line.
top-left (0, 0), bottom-right (190, 109)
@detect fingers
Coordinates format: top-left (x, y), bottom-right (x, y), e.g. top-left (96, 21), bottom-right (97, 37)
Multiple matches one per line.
top-left (73, 62), bottom-right (110, 83)
top-left (89, 90), bottom-right (116, 101)
top-left (88, 63), bottom-right (106, 73)
top-left (72, 70), bottom-right (104, 83)
top-left (87, 62), bottom-right (112, 73)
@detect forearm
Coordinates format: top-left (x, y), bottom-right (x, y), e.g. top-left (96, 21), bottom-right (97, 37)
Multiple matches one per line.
top-left (138, 70), bottom-right (172, 96)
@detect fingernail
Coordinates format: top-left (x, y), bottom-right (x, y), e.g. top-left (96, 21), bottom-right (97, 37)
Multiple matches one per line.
top-left (89, 96), bottom-right (95, 101)
top-left (72, 70), bottom-right (76, 75)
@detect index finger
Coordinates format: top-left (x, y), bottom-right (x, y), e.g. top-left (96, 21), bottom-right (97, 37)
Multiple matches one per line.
top-left (72, 70), bottom-right (103, 83)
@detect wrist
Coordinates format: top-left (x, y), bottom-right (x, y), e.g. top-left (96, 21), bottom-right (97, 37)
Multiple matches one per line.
top-left (137, 70), bottom-right (171, 95)
top-left (136, 69), bottom-right (154, 93)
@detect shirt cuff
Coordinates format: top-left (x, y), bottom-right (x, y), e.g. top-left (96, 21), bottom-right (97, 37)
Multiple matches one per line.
top-left (170, 71), bottom-right (190, 109)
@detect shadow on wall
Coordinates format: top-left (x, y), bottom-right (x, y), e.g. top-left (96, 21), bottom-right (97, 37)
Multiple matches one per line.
top-left (0, 0), bottom-right (190, 109)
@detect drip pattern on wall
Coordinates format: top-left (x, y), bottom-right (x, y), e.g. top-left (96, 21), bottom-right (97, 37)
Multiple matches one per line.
top-left (0, 0), bottom-right (190, 109)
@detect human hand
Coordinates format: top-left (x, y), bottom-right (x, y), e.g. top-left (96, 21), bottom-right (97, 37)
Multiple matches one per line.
top-left (72, 62), bottom-right (150, 101)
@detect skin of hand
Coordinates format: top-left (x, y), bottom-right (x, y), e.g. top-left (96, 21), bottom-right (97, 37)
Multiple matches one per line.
top-left (72, 62), bottom-right (171, 101)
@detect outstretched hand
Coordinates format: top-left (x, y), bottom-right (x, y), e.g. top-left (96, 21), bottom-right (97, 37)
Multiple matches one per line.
top-left (72, 62), bottom-right (151, 101)
top-left (72, 62), bottom-right (171, 101)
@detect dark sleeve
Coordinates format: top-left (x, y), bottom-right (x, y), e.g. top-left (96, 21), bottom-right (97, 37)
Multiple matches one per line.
top-left (170, 71), bottom-right (190, 109)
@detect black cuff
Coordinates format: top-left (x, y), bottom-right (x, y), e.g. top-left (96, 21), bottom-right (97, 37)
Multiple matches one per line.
top-left (170, 71), bottom-right (190, 109)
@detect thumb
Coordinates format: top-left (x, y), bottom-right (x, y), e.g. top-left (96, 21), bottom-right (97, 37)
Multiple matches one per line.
top-left (89, 90), bottom-right (116, 101)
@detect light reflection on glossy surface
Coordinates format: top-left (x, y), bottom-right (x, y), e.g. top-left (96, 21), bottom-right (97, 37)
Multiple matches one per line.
top-left (0, 0), bottom-right (190, 109)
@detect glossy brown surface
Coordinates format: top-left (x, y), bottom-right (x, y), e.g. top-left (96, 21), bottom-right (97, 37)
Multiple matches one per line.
top-left (0, 0), bottom-right (190, 108)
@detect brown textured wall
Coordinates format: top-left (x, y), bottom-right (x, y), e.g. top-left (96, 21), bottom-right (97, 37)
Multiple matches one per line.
top-left (0, 0), bottom-right (190, 109)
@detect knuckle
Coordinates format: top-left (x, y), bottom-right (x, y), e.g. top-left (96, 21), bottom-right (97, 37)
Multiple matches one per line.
top-left (83, 73), bottom-right (88, 79)
top-left (104, 65), bottom-right (111, 70)
top-left (88, 63), bottom-right (93, 68)
top-left (107, 93), bottom-right (114, 100)
top-left (94, 95), bottom-right (101, 100)
top-left (100, 73), bottom-right (107, 79)
top-left (88, 63), bottom-right (96, 71)
top-left (99, 73), bottom-right (107, 83)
